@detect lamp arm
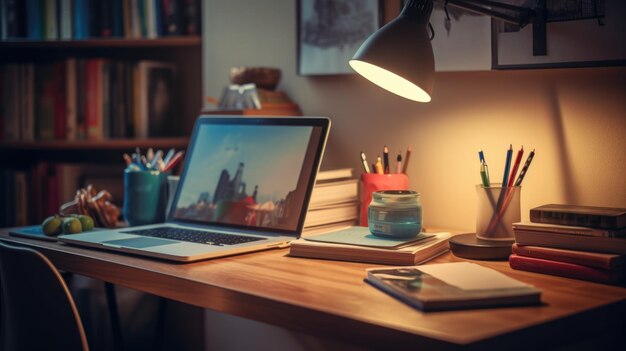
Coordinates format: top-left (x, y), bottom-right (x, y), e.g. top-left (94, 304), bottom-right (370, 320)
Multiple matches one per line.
top-left (445, 0), bottom-right (534, 27)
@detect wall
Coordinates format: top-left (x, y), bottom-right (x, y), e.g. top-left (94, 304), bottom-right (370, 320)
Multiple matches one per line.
top-left (203, 0), bottom-right (626, 232)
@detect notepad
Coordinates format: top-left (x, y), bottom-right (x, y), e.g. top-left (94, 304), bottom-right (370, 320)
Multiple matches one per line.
top-left (303, 226), bottom-right (432, 249)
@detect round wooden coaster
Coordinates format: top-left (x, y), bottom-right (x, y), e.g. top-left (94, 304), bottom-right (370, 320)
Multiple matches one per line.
top-left (449, 233), bottom-right (514, 260)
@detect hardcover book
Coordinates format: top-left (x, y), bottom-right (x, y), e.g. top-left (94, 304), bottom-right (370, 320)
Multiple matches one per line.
top-left (365, 262), bottom-right (542, 311)
top-left (513, 222), bottom-right (626, 238)
top-left (509, 254), bottom-right (623, 285)
top-left (513, 229), bottom-right (626, 255)
top-left (512, 243), bottom-right (623, 271)
top-left (530, 204), bottom-right (626, 229)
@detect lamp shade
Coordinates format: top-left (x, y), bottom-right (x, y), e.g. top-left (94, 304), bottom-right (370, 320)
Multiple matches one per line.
top-left (349, 0), bottom-right (434, 102)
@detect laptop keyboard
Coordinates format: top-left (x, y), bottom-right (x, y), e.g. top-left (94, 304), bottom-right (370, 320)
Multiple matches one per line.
top-left (122, 227), bottom-right (267, 246)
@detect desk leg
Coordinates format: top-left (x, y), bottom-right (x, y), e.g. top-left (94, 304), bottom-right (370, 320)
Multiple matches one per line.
top-left (104, 282), bottom-right (124, 351)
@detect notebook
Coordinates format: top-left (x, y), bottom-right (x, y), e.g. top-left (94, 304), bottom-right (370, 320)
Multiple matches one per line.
top-left (59, 116), bottom-right (331, 262)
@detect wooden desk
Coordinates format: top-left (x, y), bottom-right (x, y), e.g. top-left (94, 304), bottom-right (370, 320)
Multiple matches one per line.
top-left (1, 229), bottom-right (625, 350)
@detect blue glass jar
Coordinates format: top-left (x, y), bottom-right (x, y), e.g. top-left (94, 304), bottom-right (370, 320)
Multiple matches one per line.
top-left (368, 190), bottom-right (422, 238)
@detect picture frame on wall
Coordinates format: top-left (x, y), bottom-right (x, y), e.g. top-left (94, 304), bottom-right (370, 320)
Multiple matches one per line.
top-left (492, 0), bottom-right (626, 69)
top-left (297, 0), bottom-right (382, 75)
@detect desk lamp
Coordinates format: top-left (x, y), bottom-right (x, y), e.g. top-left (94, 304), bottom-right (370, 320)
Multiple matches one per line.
top-left (350, 0), bottom-right (545, 259)
top-left (349, 0), bottom-right (545, 102)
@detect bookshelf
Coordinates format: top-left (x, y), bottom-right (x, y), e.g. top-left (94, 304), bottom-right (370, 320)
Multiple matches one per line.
top-left (0, 3), bottom-right (202, 227)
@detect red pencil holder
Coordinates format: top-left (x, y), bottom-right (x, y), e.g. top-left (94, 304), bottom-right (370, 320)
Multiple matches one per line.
top-left (360, 173), bottom-right (410, 226)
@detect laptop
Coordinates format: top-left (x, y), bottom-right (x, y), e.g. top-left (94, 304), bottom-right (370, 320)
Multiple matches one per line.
top-left (59, 116), bottom-right (331, 262)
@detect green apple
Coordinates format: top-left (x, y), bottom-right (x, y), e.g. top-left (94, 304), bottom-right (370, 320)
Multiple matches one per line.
top-left (62, 217), bottom-right (83, 234)
top-left (42, 215), bottom-right (63, 236)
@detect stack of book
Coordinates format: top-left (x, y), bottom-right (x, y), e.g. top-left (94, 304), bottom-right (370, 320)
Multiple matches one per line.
top-left (302, 168), bottom-right (359, 235)
top-left (510, 204), bottom-right (626, 285)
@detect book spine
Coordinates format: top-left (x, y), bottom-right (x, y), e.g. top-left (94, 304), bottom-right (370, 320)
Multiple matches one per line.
top-left (511, 243), bottom-right (619, 270)
top-left (59, 0), bottom-right (72, 40)
top-left (163, 0), bottom-right (181, 36)
top-left (112, 0), bottom-right (124, 37)
top-left (182, 0), bottom-right (199, 35)
top-left (513, 229), bottom-right (626, 255)
top-left (53, 61), bottom-right (67, 140)
top-left (26, 0), bottom-right (43, 39)
top-left (36, 64), bottom-right (55, 140)
top-left (14, 170), bottom-right (29, 226)
top-left (100, 0), bottom-right (113, 37)
top-left (44, 0), bottom-right (58, 40)
top-left (530, 209), bottom-right (625, 230)
top-left (509, 254), bottom-right (621, 285)
top-left (85, 59), bottom-right (103, 140)
top-left (73, 0), bottom-right (87, 39)
top-left (21, 64), bottom-right (35, 141)
top-left (65, 58), bottom-right (77, 140)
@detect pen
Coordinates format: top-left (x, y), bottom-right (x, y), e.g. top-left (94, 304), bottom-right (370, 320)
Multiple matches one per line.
top-left (514, 149), bottom-right (535, 186)
top-left (163, 148), bottom-right (176, 165)
top-left (147, 147), bottom-right (155, 162)
top-left (507, 145), bottom-right (524, 187)
top-left (402, 145), bottom-right (411, 174)
top-left (360, 151), bottom-right (371, 174)
top-left (163, 150), bottom-right (185, 173)
top-left (383, 145), bottom-right (390, 174)
top-left (374, 156), bottom-right (384, 175)
top-left (396, 153), bottom-right (402, 174)
top-left (151, 149), bottom-right (164, 168)
top-left (502, 144), bottom-right (512, 187)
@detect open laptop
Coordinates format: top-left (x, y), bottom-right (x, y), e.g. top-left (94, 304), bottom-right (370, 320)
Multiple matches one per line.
top-left (59, 116), bottom-right (330, 262)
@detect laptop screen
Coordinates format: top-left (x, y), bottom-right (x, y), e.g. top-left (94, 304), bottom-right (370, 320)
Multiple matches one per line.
top-left (170, 116), bottom-right (330, 236)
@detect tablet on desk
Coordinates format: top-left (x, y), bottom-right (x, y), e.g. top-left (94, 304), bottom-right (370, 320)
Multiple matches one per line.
top-left (9, 226), bottom-right (58, 242)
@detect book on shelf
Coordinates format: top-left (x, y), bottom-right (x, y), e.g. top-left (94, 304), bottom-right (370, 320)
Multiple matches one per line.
top-left (1, 0), bottom-right (201, 40)
top-left (509, 254), bottom-right (623, 285)
top-left (530, 204), bottom-right (626, 230)
top-left (365, 262), bottom-right (542, 312)
top-left (512, 243), bottom-right (623, 271)
top-left (513, 228), bottom-right (626, 255)
top-left (513, 222), bottom-right (626, 238)
top-left (1, 59), bottom-right (178, 141)
top-left (134, 61), bottom-right (177, 138)
top-left (289, 231), bottom-right (452, 266)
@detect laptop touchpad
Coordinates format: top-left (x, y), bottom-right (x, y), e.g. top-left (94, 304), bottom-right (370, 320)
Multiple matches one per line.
top-left (103, 237), bottom-right (176, 248)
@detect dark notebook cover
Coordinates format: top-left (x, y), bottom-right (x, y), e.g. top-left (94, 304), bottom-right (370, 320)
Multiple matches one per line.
top-left (365, 262), bottom-right (541, 312)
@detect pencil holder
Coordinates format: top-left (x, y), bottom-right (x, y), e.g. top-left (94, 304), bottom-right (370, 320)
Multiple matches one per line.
top-left (123, 170), bottom-right (169, 226)
top-left (360, 173), bottom-right (409, 226)
top-left (475, 184), bottom-right (521, 241)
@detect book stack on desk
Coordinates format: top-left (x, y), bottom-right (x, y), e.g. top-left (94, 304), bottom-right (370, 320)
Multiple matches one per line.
top-left (510, 204), bottom-right (626, 285)
top-left (302, 168), bottom-right (359, 235)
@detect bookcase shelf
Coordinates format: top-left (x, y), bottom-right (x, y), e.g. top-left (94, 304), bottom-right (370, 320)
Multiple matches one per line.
top-left (0, 138), bottom-right (189, 165)
top-left (0, 37), bottom-right (201, 49)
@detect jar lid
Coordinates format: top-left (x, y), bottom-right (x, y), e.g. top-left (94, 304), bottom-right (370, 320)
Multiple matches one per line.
top-left (372, 190), bottom-right (420, 204)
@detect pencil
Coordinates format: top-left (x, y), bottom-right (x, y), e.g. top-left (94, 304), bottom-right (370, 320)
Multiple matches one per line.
top-left (501, 144), bottom-right (512, 187)
top-left (401, 145), bottom-right (412, 174)
top-left (507, 146), bottom-right (524, 187)
top-left (514, 149), bottom-right (535, 186)
top-left (360, 151), bottom-right (371, 174)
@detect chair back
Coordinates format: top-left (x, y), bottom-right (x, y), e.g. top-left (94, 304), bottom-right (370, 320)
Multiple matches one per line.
top-left (0, 242), bottom-right (89, 351)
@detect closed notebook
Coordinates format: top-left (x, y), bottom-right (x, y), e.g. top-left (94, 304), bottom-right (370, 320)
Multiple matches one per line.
top-left (289, 231), bottom-right (451, 265)
top-left (365, 262), bottom-right (542, 312)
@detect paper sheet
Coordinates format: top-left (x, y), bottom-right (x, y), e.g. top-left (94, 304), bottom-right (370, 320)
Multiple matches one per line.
top-left (417, 262), bottom-right (532, 290)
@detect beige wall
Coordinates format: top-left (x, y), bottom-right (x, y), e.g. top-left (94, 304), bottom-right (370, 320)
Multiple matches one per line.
top-left (203, 0), bottom-right (626, 233)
